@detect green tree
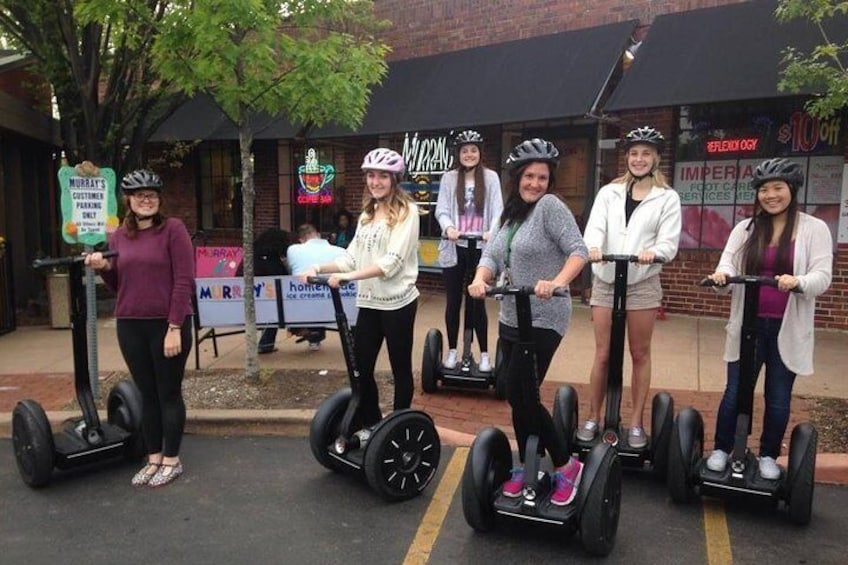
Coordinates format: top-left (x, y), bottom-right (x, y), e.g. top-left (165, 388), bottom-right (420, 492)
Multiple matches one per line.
top-left (776, 0), bottom-right (848, 118)
top-left (0, 1), bottom-right (183, 172)
top-left (152, 0), bottom-right (389, 380)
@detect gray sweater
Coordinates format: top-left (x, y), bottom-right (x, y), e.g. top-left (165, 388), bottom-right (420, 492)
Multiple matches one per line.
top-left (479, 194), bottom-right (588, 336)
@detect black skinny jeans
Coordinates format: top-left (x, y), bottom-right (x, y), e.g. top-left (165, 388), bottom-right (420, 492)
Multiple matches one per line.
top-left (499, 323), bottom-right (568, 467)
top-left (443, 245), bottom-right (488, 351)
top-left (354, 301), bottom-right (417, 427)
top-left (117, 318), bottom-right (191, 458)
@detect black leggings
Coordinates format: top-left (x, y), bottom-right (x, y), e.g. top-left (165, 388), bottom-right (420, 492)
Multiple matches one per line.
top-left (354, 301), bottom-right (417, 427)
top-left (117, 318), bottom-right (191, 458)
top-left (443, 246), bottom-right (488, 351)
top-left (499, 323), bottom-right (568, 467)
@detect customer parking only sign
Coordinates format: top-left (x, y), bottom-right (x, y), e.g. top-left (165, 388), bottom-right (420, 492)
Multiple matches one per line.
top-left (57, 161), bottom-right (118, 245)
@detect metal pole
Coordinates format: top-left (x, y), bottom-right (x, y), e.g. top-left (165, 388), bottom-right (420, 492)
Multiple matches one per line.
top-left (84, 244), bottom-right (99, 398)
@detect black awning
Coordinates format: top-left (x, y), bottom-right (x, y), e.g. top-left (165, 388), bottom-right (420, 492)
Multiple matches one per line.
top-left (150, 93), bottom-right (300, 142)
top-left (605, 0), bottom-right (848, 112)
top-left (312, 20), bottom-right (637, 137)
top-left (153, 21), bottom-right (637, 142)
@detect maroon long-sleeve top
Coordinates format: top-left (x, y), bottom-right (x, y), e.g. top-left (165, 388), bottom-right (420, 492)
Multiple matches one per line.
top-left (100, 218), bottom-right (195, 325)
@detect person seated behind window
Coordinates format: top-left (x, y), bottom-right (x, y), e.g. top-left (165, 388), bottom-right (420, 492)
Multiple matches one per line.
top-left (330, 209), bottom-right (356, 249)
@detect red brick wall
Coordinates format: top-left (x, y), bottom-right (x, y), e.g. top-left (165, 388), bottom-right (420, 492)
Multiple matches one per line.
top-left (0, 67), bottom-right (51, 111)
top-left (375, 0), bottom-right (750, 60)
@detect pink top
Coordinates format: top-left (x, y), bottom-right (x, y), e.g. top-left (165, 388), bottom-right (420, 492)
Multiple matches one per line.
top-left (758, 244), bottom-right (794, 318)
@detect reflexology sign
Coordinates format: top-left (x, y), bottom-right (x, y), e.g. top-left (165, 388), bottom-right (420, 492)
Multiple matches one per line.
top-left (58, 161), bottom-right (118, 245)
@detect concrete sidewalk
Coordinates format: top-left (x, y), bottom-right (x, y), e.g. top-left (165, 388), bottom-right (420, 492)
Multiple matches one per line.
top-left (2, 292), bottom-right (847, 484)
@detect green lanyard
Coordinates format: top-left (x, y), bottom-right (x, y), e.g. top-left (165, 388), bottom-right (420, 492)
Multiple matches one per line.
top-left (504, 221), bottom-right (521, 274)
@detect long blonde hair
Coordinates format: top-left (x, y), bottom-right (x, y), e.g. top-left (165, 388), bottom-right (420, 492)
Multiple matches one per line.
top-left (360, 175), bottom-right (419, 228)
top-left (613, 148), bottom-right (670, 188)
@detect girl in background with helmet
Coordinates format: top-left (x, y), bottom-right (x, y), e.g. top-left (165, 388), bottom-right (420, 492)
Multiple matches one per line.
top-left (435, 130), bottom-right (503, 371)
top-left (468, 138), bottom-right (588, 506)
top-left (705, 158), bottom-right (832, 479)
top-left (577, 126), bottom-right (682, 449)
top-left (302, 148), bottom-right (421, 428)
top-left (85, 169), bottom-right (194, 488)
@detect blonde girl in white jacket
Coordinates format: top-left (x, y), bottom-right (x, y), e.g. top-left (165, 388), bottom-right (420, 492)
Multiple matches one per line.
top-left (578, 126), bottom-right (682, 449)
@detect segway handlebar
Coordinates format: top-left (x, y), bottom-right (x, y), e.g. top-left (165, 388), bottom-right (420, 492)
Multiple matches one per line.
top-left (591, 254), bottom-right (665, 264)
top-left (698, 275), bottom-right (802, 293)
top-left (33, 250), bottom-right (118, 269)
top-left (485, 285), bottom-right (569, 298)
top-left (442, 232), bottom-right (484, 242)
top-left (306, 275), bottom-right (331, 286)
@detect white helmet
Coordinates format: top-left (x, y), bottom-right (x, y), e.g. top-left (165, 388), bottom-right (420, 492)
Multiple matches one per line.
top-left (361, 148), bottom-right (405, 178)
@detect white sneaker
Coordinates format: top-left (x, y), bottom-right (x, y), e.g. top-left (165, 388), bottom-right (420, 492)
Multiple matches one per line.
top-left (478, 352), bottom-right (491, 372)
top-left (758, 456), bottom-right (781, 480)
top-left (576, 419), bottom-right (598, 442)
top-left (443, 349), bottom-right (458, 369)
top-left (706, 449), bottom-right (729, 472)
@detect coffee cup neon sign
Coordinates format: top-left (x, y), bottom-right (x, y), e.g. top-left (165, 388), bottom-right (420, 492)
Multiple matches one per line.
top-left (297, 148), bottom-right (335, 205)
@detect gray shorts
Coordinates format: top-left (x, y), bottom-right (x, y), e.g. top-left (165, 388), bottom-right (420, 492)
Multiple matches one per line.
top-left (590, 273), bottom-right (663, 310)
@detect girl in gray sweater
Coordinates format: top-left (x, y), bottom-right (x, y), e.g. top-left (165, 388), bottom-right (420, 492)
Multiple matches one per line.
top-left (469, 138), bottom-right (587, 506)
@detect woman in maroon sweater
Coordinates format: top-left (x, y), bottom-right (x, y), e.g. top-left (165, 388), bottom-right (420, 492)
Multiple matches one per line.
top-left (86, 169), bottom-right (194, 488)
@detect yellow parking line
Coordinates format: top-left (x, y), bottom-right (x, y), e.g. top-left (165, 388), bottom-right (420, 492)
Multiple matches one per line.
top-left (703, 499), bottom-right (733, 565)
top-left (403, 447), bottom-right (469, 565)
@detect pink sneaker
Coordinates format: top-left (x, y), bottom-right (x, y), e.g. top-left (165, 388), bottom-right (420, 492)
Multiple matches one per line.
top-left (502, 467), bottom-right (525, 498)
top-left (551, 458), bottom-right (583, 506)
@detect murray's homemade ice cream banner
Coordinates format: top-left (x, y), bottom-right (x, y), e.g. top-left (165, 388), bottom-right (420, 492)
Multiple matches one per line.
top-left (195, 276), bottom-right (358, 328)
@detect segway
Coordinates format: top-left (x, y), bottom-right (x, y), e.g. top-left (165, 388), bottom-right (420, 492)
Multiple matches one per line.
top-left (306, 276), bottom-right (441, 501)
top-left (422, 233), bottom-right (506, 398)
top-left (12, 252), bottom-right (144, 487)
top-left (569, 255), bottom-right (674, 477)
top-left (667, 275), bottom-right (817, 525)
top-left (461, 286), bottom-right (621, 556)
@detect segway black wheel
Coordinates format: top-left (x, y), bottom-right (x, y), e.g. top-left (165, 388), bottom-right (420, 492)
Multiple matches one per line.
top-left (667, 407), bottom-right (704, 503)
top-left (364, 411), bottom-right (441, 501)
top-left (649, 392), bottom-right (674, 479)
top-left (309, 388), bottom-right (353, 473)
top-left (461, 426), bottom-right (511, 532)
top-left (493, 338), bottom-right (507, 400)
top-left (579, 444), bottom-right (621, 557)
top-left (12, 400), bottom-right (55, 488)
top-left (107, 380), bottom-right (145, 460)
top-left (553, 385), bottom-right (578, 453)
top-left (421, 329), bottom-right (442, 394)
top-left (786, 422), bottom-right (817, 526)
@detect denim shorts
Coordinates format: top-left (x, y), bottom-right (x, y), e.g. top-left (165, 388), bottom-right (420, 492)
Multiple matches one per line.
top-left (589, 273), bottom-right (663, 310)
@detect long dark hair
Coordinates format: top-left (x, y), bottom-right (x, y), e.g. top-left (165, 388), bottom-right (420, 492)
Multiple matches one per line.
top-left (499, 161), bottom-right (557, 227)
top-left (453, 148), bottom-right (486, 212)
top-left (122, 194), bottom-right (166, 238)
top-left (741, 187), bottom-right (798, 276)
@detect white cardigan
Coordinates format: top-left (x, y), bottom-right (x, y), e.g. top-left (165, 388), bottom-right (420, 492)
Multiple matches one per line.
top-left (583, 181), bottom-right (682, 284)
top-left (716, 213), bottom-right (833, 375)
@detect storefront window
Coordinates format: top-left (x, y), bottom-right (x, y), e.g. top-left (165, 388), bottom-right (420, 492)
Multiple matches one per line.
top-left (197, 142), bottom-right (241, 229)
top-left (675, 100), bottom-right (844, 249)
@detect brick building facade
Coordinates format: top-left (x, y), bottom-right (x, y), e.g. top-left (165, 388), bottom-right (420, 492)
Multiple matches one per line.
top-left (148, 0), bottom-right (847, 329)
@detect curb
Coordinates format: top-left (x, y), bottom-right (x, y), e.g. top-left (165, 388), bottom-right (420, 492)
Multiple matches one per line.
top-left (2, 410), bottom-right (846, 485)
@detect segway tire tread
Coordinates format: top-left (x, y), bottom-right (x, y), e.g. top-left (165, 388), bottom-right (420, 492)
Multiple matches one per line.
top-left (12, 400), bottom-right (55, 488)
top-left (579, 445), bottom-right (621, 557)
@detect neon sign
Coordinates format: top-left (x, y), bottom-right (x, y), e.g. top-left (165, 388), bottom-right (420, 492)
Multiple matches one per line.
top-left (297, 148), bottom-right (334, 205)
top-left (705, 137), bottom-right (760, 154)
top-left (402, 132), bottom-right (454, 176)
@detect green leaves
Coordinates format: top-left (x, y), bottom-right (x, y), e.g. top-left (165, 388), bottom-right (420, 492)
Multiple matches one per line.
top-left (776, 0), bottom-right (848, 118)
top-left (152, 0), bottom-right (388, 130)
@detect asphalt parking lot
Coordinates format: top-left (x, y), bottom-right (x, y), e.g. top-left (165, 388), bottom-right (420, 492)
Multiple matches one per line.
top-left (2, 436), bottom-right (846, 564)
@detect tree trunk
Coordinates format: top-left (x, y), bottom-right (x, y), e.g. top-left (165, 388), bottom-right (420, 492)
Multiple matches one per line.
top-left (238, 119), bottom-right (259, 382)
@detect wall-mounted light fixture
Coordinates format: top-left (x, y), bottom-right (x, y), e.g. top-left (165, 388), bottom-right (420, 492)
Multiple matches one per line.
top-left (624, 40), bottom-right (642, 62)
